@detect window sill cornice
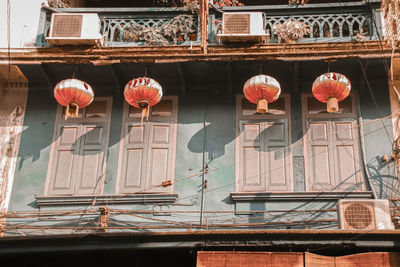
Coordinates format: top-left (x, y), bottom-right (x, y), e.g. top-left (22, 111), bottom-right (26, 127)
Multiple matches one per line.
top-left (230, 191), bottom-right (375, 202)
top-left (35, 194), bottom-right (179, 207)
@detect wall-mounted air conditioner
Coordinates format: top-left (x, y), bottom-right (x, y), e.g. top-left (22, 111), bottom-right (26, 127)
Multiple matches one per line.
top-left (217, 12), bottom-right (267, 44)
top-left (337, 199), bottom-right (394, 230)
top-left (46, 13), bottom-right (103, 46)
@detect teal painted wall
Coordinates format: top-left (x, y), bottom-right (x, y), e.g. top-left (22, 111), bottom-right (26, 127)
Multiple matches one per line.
top-left (9, 88), bottom-right (57, 211)
top-left (7, 60), bottom-right (396, 234)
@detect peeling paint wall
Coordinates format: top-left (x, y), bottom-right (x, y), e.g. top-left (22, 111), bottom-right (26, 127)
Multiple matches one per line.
top-left (0, 81), bottom-right (28, 217)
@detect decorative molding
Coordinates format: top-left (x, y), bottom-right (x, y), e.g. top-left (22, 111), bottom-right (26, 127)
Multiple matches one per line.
top-left (230, 191), bottom-right (374, 202)
top-left (35, 194), bottom-right (179, 206)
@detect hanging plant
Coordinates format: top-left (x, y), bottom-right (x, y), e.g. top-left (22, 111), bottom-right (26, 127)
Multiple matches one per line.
top-left (273, 20), bottom-right (310, 43)
top-left (46, 0), bottom-right (71, 8)
top-left (155, 0), bottom-right (243, 8)
top-left (288, 0), bottom-right (310, 5)
top-left (122, 15), bottom-right (196, 45)
top-left (123, 23), bottom-right (169, 45)
top-left (161, 15), bottom-right (196, 43)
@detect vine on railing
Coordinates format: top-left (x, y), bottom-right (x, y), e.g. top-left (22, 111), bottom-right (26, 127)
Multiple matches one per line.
top-left (46, 0), bottom-right (70, 8)
top-left (103, 14), bottom-right (197, 45)
top-left (273, 20), bottom-right (310, 43)
top-left (265, 13), bottom-right (374, 42)
top-left (155, 0), bottom-right (243, 8)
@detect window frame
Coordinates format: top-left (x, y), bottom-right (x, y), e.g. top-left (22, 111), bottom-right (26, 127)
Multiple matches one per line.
top-left (116, 96), bottom-right (178, 194)
top-left (44, 97), bottom-right (113, 196)
top-left (235, 94), bottom-right (293, 193)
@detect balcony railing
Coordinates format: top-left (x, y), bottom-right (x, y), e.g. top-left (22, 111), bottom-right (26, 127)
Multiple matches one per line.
top-left (35, 1), bottom-right (382, 48)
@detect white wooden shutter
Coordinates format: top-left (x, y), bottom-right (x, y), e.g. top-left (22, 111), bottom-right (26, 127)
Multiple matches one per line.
top-left (306, 119), bottom-right (362, 191)
top-left (306, 120), bottom-right (336, 191)
top-left (332, 120), bottom-right (363, 190)
top-left (119, 123), bottom-right (148, 193)
top-left (46, 98), bottom-right (112, 196)
top-left (239, 119), bottom-right (290, 192)
top-left (75, 123), bottom-right (106, 195)
top-left (118, 97), bottom-right (178, 194)
top-left (239, 121), bottom-right (265, 192)
top-left (146, 122), bottom-right (175, 192)
top-left (48, 124), bottom-right (80, 195)
top-left (265, 120), bottom-right (291, 191)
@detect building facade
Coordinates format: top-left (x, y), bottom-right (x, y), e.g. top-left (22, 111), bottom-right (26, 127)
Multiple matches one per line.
top-left (1, 0), bottom-right (400, 266)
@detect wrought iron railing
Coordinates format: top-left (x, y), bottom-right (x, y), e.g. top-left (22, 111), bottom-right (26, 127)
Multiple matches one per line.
top-left (35, 2), bottom-right (382, 47)
top-left (210, 1), bottom-right (382, 44)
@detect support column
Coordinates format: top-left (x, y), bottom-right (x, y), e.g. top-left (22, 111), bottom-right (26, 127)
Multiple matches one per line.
top-left (389, 58), bottom-right (400, 141)
top-left (0, 65), bottom-right (28, 236)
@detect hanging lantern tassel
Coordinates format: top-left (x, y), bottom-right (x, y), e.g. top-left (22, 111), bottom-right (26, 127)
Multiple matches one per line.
top-left (54, 79), bottom-right (94, 120)
top-left (312, 72), bottom-right (351, 113)
top-left (257, 99), bottom-right (268, 114)
top-left (140, 105), bottom-right (150, 128)
top-left (66, 103), bottom-right (80, 119)
top-left (243, 75), bottom-right (281, 114)
top-left (326, 97), bottom-right (339, 113)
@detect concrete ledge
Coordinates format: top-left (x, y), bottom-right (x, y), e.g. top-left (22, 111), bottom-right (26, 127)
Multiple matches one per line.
top-left (230, 191), bottom-right (375, 202)
top-left (35, 194), bottom-right (179, 206)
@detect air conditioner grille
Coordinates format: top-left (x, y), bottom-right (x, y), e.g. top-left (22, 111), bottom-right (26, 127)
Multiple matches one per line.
top-left (224, 14), bottom-right (250, 34)
top-left (52, 15), bottom-right (83, 37)
top-left (344, 203), bottom-right (375, 229)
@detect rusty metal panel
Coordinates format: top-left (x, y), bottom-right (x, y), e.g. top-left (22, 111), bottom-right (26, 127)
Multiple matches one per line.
top-left (197, 251), bottom-right (303, 267)
top-left (335, 252), bottom-right (400, 267)
top-left (305, 252), bottom-right (335, 267)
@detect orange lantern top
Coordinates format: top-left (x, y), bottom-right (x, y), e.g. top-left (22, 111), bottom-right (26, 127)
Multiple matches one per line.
top-left (243, 74), bottom-right (281, 114)
top-left (54, 78), bottom-right (94, 119)
top-left (312, 72), bottom-right (351, 113)
top-left (124, 77), bottom-right (163, 124)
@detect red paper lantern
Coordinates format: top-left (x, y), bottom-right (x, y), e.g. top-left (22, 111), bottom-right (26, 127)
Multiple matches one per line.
top-left (124, 77), bottom-right (163, 123)
top-left (312, 72), bottom-right (351, 113)
top-left (243, 74), bottom-right (281, 114)
top-left (54, 78), bottom-right (94, 119)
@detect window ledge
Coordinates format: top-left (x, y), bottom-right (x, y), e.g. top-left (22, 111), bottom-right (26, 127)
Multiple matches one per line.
top-left (230, 191), bottom-right (374, 202)
top-left (35, 194), bottom-right (179, 207)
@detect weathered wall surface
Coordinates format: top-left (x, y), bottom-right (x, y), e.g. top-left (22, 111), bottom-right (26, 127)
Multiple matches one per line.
top-left (0, 66), bottom-right (28, 216)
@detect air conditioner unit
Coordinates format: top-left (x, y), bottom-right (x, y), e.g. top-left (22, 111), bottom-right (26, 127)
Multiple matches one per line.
top-left (217, 12), bottom-right (267, 44)
top-left (337, 199), bottom-right (394, 230)
top-left (46, 13), bottom-right (103, 46)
